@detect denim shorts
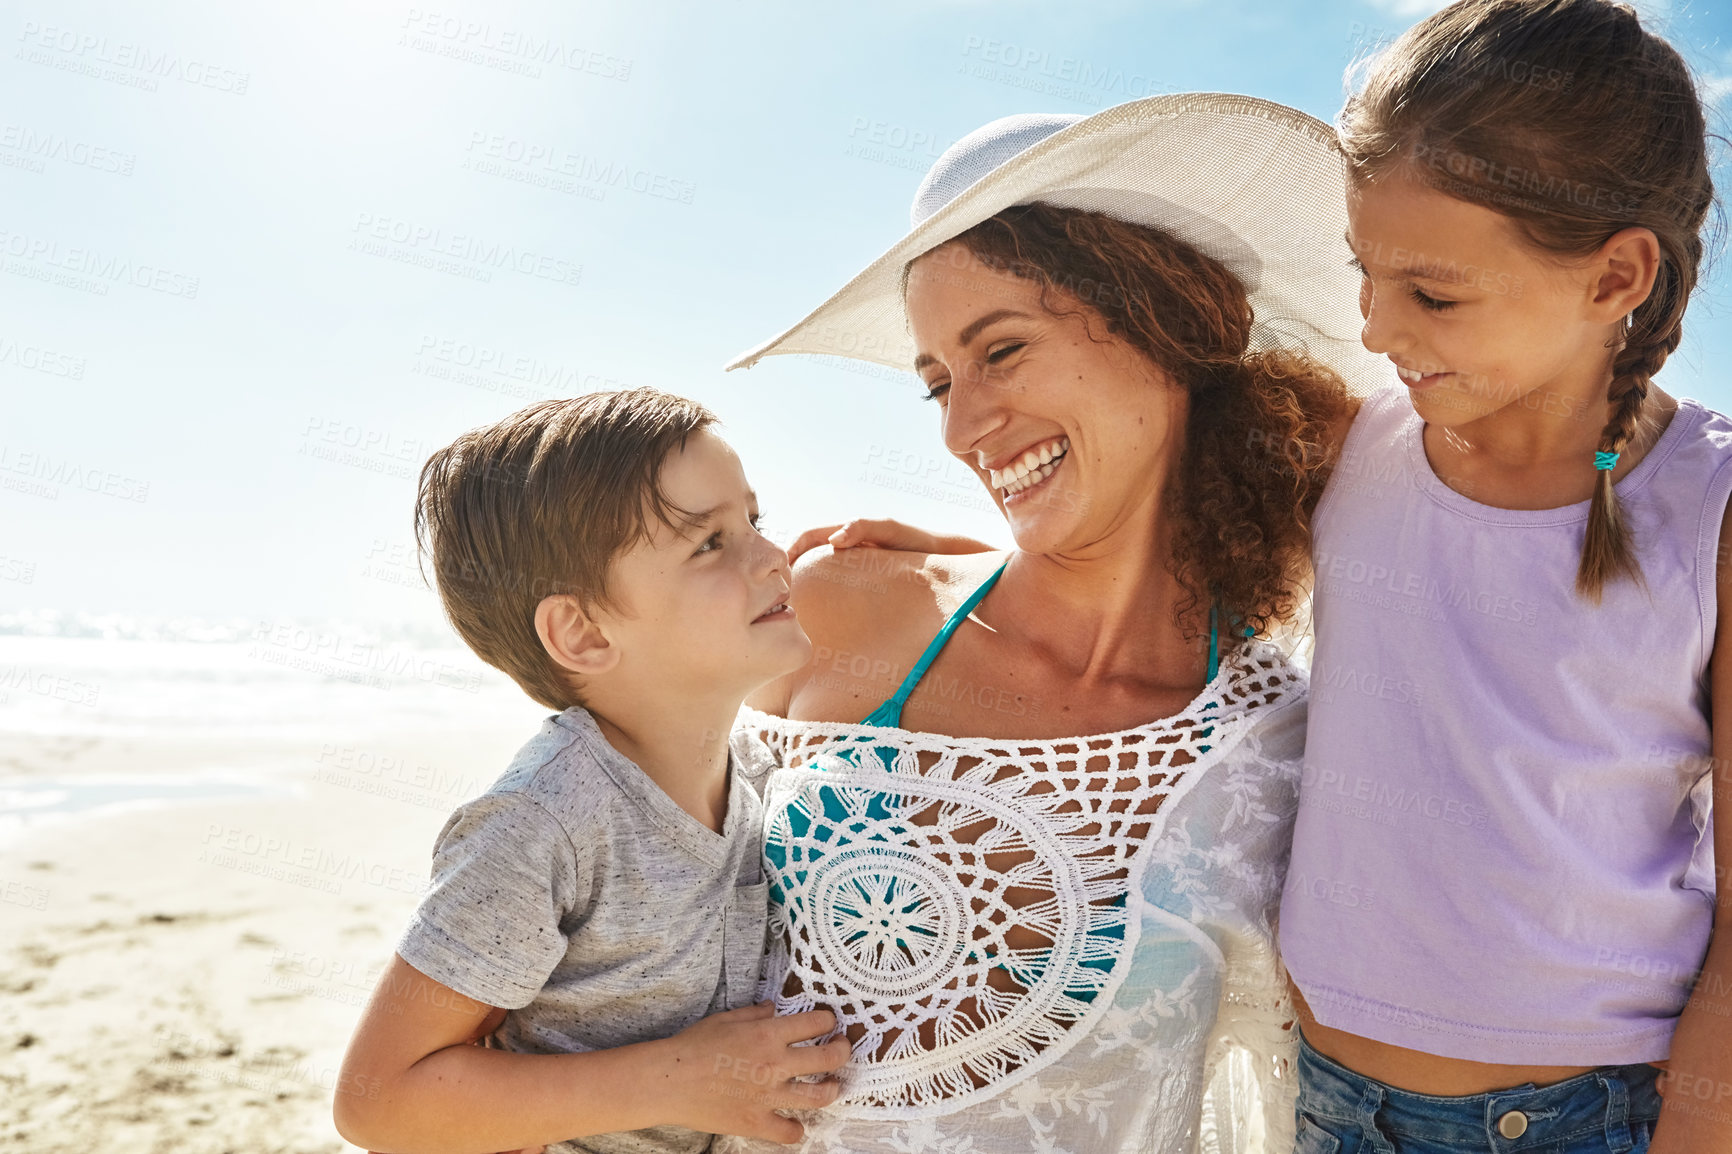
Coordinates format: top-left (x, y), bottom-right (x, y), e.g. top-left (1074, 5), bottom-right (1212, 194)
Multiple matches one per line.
top-left (1295, 1033), bottom-right (1664, 1153)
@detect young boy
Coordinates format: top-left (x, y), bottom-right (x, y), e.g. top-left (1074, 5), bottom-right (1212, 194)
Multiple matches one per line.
top-left (335, 389), bottom-right (849, 1154)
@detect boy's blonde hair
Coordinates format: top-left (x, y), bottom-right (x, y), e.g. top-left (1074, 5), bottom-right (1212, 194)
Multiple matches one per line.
top-left (415, 389), bottom-right (717, 709)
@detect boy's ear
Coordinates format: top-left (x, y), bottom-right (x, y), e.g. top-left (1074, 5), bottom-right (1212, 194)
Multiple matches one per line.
top-left (1588, 226), bottom-right (1662, 324)
top-left (535, 594), bottom-right (620, 677)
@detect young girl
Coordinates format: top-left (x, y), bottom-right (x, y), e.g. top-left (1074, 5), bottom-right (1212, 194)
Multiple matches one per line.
top-left (1284, 3), bottom-right (1726, 1151)
top-left (816, 3), bottom-right (1728, 1150)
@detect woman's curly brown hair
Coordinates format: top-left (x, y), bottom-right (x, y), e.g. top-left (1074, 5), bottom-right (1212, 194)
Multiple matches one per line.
top-left (922, 202), bottom-right (1349, 643)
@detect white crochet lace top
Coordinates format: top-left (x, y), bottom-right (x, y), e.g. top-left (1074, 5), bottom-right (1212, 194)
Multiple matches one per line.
top-left (720, 639), bottom-right (1307, 1154)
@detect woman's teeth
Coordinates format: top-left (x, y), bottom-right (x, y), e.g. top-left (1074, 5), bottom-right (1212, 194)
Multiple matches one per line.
top-left (1396, 364), bottom-right (1435, 384)
top-left (990, 436), bottom-right (1069, 496)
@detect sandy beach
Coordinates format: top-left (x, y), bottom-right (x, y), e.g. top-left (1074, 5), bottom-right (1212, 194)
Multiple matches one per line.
top-left (0, 657), bottom-right (543, 1153)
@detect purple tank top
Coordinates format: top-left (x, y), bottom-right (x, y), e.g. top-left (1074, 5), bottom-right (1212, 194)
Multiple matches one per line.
top-left (1280, 386), bottom-right (1729, 1065)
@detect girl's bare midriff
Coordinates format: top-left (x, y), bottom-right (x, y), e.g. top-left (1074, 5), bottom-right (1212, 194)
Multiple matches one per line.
top-left (1290, 983), bottom-right (1607, 1096)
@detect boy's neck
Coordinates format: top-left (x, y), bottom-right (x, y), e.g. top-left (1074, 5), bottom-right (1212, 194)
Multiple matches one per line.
top-left (585, 695), bottom-right (741, 835)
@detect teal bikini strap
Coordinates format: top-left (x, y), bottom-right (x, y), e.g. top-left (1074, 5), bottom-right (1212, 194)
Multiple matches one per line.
top-left (1205, 603), bottom-right (1255, 683)
top-left (1206, 603), bottom-right (1220, 683)
top-left (863, 559), bottom-right (1010, 728)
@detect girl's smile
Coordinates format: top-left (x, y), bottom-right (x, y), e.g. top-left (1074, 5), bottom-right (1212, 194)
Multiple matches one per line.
top-left (1392, 361), bottom-right (1453, 389)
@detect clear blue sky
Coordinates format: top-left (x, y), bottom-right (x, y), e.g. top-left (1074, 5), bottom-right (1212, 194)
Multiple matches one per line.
top-left (1, 0), bottom-right (1728, 633)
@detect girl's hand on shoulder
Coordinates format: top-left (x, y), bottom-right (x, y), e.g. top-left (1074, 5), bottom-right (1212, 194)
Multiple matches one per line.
top-left (786, 518), bottom-right (997, 567)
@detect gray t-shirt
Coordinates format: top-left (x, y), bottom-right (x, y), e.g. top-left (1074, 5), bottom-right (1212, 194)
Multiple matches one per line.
top-left (397, 706), bottom-right (776, 1154)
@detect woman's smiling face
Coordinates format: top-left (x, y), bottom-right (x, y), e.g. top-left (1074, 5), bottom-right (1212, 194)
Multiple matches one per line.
top-left (904, 242), bottom-right (1188, 557)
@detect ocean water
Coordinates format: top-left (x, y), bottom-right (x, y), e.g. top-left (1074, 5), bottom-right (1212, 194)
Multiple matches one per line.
top-left (0, 612), bottom-right (543, 838)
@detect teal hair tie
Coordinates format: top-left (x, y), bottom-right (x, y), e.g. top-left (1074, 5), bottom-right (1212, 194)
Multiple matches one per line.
top-left (1594, 450), bottom-right (1620, 471)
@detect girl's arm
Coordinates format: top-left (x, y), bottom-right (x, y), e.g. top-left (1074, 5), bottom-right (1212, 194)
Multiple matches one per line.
top-left (786, 518), bottom-right (998, 566)
top-left (334, 955), bottom-right (848, 1154)
top-left (1649, 497), bottom-right (1732, 1154)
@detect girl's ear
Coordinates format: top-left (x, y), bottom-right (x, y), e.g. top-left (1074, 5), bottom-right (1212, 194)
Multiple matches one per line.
top-left (535, 595), bottom-right (619, 677)
top-left (1588, 226), bottom-right (1662, 324)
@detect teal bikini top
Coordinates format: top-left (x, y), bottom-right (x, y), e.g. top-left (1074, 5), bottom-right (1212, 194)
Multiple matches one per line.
top-left (793, 557), bottom-right (1224, 1005)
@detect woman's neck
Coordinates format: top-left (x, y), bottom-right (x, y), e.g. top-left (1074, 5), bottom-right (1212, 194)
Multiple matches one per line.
top-left (990, 528), bottom-right (1203, 690)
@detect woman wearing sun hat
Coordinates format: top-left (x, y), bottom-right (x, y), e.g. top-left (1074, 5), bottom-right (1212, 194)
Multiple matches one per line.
top-left (723, 95), bottom-right (1381, 1153)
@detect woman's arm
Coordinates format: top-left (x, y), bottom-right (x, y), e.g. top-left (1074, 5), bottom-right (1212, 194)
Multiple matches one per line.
top-left (1648, 494), bottom-right (1732, 1154)
top-left (334, 955), bottom-right (848, 1154)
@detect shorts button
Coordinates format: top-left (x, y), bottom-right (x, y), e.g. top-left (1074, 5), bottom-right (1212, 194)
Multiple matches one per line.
top-left (1496, 1109), bottom-right (1529, 1139)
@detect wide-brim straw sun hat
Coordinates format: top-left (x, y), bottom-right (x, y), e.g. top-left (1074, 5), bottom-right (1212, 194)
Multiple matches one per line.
top-left (726, 92), bottom-right (1384, 396)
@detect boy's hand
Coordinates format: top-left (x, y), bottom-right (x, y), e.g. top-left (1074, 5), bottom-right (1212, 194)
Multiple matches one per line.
top-left (343, 958), bottom-right (836, 1152)
top-left (786, 519), bottom-right (997, 567)
top-left (655, 1002), bottom-right (851, 1144)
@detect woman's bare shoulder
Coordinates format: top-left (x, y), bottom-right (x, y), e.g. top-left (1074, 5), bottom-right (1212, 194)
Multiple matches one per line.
top-left (786, 546), bottom-right (965, 653)
top-left (795, 543), bottom-right (931, 603)
top-left (792, 546), bottom-right (1007, 620)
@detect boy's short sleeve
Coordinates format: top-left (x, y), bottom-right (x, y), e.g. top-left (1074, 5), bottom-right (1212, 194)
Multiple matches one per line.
top-left (397, 791), bottom-right (588, 1009)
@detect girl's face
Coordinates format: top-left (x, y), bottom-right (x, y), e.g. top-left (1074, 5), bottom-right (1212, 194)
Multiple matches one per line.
top-left (1345, 175), bottom-right (1619, 429)
top-left (904, 243), bottom-right (1187, 557)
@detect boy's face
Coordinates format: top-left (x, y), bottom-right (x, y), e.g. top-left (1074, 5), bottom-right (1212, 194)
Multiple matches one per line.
top-left (592, 428), bottom-right (810, 700)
